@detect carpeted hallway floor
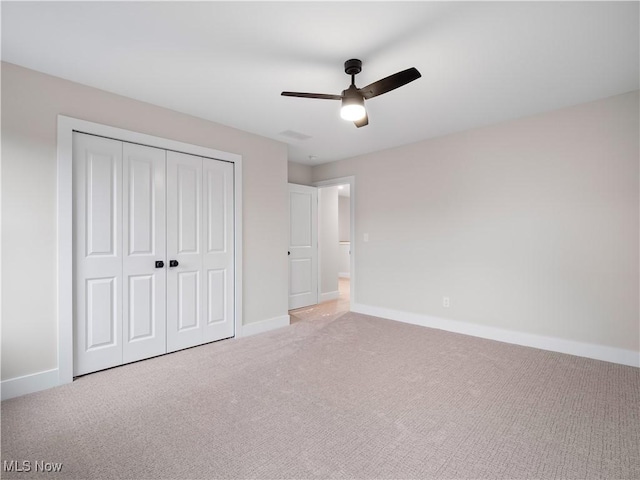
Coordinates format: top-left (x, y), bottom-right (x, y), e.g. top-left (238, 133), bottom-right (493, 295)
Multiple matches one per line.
top-left (2, 312), bottom-right (639, 479)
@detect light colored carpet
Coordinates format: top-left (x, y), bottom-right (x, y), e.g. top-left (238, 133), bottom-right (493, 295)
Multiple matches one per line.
top-left (2, 312), bottom-right (639, 479)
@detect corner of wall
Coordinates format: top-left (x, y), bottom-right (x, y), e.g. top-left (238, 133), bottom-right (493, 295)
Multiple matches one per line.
top-left (241, 315), bottom-right (290, 337)
top-left (287, 161), bottom-right (313, 186)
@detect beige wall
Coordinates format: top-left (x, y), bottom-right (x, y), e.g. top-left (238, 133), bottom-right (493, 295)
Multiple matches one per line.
top-left (287, 161), bottom-right (313, 186)
top-left (1, 62), bottom-right (289, 381)
top-left (313, 91), bottom-right (640, 353)
top-left (339, 195), bottom-right (351, 242)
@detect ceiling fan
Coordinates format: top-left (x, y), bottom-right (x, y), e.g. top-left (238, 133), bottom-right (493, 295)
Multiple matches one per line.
top-left (281, 59), bottom-right (421, 128)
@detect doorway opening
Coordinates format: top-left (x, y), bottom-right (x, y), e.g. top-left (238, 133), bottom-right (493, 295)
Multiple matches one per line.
top-left (289, 176), bottom-right (354, 324)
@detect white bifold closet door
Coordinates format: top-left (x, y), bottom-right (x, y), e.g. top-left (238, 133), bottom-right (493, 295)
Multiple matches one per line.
top-left (73, 132), bottom-right (234, 377)
top-left (74, 134), bottom-right (126, 375)
top-left (166, 151), bottom-right (235, 353)
top-left (122, 142), bottom-right (167, 364)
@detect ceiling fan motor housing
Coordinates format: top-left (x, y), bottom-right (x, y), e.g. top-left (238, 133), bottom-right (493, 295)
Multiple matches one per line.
top-left (341, 84), bottom-right (361, 98)
top-left (344, 59), bottom-right (362, 76)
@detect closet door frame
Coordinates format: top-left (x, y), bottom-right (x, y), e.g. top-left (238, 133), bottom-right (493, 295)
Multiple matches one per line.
top-left (57, 115), bottom-right (243, 386)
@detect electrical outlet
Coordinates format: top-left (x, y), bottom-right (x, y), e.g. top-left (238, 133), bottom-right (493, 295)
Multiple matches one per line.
top-left (443, 296), bottom-right (450, 308)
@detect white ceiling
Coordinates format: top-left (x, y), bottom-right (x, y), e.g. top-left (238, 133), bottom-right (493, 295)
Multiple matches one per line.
top-left (2, 2), bottom-right (638, 166)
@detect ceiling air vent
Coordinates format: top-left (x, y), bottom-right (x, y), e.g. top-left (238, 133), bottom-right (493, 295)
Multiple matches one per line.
top-left (278, 130), bottom-right (312, 141)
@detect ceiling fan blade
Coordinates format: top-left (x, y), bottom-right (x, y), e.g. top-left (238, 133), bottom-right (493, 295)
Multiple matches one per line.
top-left (281, 91), bottom-right (342, 100)
top-left (359, 67), bottom-right (421, 100)
top-left (354, 112), bottom-right (369, 128)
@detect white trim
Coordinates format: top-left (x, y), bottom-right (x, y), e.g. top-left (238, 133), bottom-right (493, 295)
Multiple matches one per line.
top-left (313, 176), bottom-right (355, 310)
top-left (1, 369), bottom-right (60, 401)
top-left (57, 115), bottom-right (243, 388)
top-left (57, 118), bottom-right (74, 386)
top-left (352, 303), bottom-right (640, 368)
top-left (233, 157), bottom-right (243, 340)
top-left (339, 272), bottom-right (350, 278)
top-left (320, 291), bottom-right (339, 303)
top-left (241, 315), bottom-right (290, 337)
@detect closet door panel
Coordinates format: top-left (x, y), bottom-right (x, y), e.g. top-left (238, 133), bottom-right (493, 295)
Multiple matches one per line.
top-left (122, 143), bottom-right (167, 363)
top-left (202, 160), bottom-right (235, 342)
top-left (166, 151), bottom-right (203, 352)
top-left (73, 133), bottom-right (123, 376)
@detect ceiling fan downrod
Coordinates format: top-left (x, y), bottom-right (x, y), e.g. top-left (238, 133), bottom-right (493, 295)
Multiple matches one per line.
top-left (344, 59), bottom-right (362, 86)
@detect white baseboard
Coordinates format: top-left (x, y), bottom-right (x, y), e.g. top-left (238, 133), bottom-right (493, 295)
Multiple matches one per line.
top-left (320, 291), bottom-right (339, 303)
top-left (339, 272), bottom-right (350, 278)
top-left (241, 314), bottom-right (290, 337)
top-left (352, 303), bottom-right (640, 368)
top-left (1, 368), bottom-right (61, 401)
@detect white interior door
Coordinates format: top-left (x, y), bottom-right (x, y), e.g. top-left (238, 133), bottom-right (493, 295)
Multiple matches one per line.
top-left (166, 151), bottom-right (234, 352)
top-left (202, 159), bottom-right (235, 342)
top-left (73, 133), bottom-right (123, 376)
top-left (288, 183), bottom-right (318, 309)
top-left (166, 151), bottom-right (203, 352)
top-left (122, 142), bottom-right (167, 364)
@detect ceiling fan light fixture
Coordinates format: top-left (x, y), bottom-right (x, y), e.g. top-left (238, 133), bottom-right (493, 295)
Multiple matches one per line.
top-left (340, 96), bottom-right (366, 121)
top-left (282, 59), bottom-right (421, 128)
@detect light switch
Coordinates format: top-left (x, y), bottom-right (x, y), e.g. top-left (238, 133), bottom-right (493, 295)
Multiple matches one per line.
top-left (364, 233), bottom-right (369, 242)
